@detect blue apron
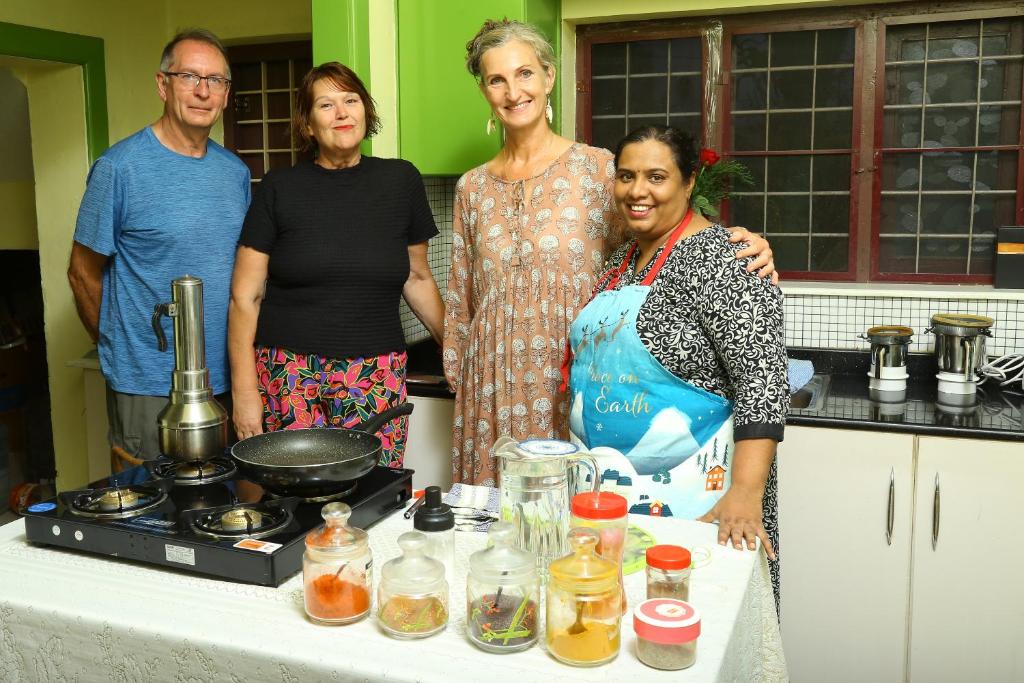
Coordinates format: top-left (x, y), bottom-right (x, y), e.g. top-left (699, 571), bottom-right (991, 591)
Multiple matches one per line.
top-left (568, 212), bottom-right (734, 519)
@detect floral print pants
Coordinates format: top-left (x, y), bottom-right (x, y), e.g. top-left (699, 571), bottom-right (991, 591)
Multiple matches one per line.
top-left (255, 346), bottom-right (409, 467)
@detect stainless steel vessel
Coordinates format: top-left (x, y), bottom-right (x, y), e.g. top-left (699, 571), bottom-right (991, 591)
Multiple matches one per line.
top-left (152, 275), bottom-right (228, 462)
top-left (927, 313), bottom-right (994, 381)
top-left (862, 325), bottom-right (913, 379)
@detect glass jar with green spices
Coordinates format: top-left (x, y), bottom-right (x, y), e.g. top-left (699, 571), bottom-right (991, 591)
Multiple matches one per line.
top-left (466, 522), bottom-right (539, 653)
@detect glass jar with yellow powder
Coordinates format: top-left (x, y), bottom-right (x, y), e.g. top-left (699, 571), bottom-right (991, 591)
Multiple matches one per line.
top-left (545, 527), bottom-right (622, 666)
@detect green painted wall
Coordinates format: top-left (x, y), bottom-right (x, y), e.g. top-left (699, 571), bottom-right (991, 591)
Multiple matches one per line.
top-left (312, 0), bottom-right (372, 155)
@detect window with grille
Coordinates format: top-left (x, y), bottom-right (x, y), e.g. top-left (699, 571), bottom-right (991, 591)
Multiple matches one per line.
top-left (577, 2), bottom-right (1024, 284)
top-left (222, 42), bottom-right (312, 186)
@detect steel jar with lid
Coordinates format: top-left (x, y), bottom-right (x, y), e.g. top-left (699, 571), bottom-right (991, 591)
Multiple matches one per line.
top-left (927, 314), bottom-right (994, 381)
top-left (302, 502), bottom-right (372, 624)
top-left (634, 598), bottom-right (701, 670)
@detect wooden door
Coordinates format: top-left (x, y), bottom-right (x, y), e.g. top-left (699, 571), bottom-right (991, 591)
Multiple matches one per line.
top-left (778, 426), bottom-right (915, 682)
top-left (909, 436), bottom-right (1024, 682)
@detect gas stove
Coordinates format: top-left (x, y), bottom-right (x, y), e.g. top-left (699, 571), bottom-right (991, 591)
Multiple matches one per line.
top-left (23, 463), bottom-right (413, 586)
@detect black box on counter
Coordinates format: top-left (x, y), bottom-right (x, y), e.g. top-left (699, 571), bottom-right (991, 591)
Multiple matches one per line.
top-left (994, 226), bottom-right (1024, 289)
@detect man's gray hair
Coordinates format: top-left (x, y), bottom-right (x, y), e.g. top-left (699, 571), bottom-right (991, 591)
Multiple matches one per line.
top-left (159, 28), bottom-right (231, 77)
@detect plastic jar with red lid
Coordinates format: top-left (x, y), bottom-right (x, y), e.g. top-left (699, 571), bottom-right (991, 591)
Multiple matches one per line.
top-left (570, 491), bottom-right (628, 613)
top-left (645, 544), bottom-right (691, 601)
top-left (634, 598), bottom-right (700, 670)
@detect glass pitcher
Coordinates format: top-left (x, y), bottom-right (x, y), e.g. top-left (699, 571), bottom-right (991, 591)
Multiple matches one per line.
top-left (494, 437), bottom-right (599, 578)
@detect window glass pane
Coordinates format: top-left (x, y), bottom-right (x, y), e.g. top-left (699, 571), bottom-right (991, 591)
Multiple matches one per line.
top-left (733, 72), bottom-right (767, 110)
top-left (878, 236), bottom-right (917, 272)
top-left (267, 122), bottom-right (291, 149)
top-left (886, 25), bottom-right (927, 62)
top-left (975, 151), bottom-right (1018, 191)
top-left (923, 106), bottom-right (976, 147)
top-left (883, 109), bottom-right (922, 148)
top-left (234, 93), bottom-right (263, 122)
top-left (767, 194), bottom-right (810, 231)
top-left (881, 154), bottom-right (920, 191)
top-left (812, 195), bottom-right (850, 235)
top-left (592, 78), bottom-right (626, 115)
top-left (880, 195), bottom-right (919, 235)
top-left (920, 195), bottom-right (972, 235)
top-left (668, 75), bottom-right (702, 113)
top-left (970, 238), bottom-right (995, 274)
top-left (738, 156), bottom-right (766, 191)
top-left (810, 237), bottom-right (849, 271)
top-left (927, 21), bottom-right (980, 60)
top-left (627, 115), bottom-right (668, 132)
top-left (670, 37), bottom-right (702, 72)
top-left (266, 60), bottom-right (290, 89)
top-left (268, 152), bottom-right (292, 171)
top-left (772, 236), bottom-right (810, 270)
top-left (592, 118), bottom-right (626, 153)
top-left (980, 59), bottom-right (1022, 101)
top-left (771, 69), bottom-right (814, 109)
top-left (732, 113), bottom-right (766, 150)
top-left (817, 28), bottom-right (855, 65)
top-left (978, 105), bottom-right (1021, 146)
top-left (767, 155), bottom-right (810, 192)
top-left (814, 154), bottom-right (851, 191)
top-left (926, 62), bottom-right (979, 104)
top-left (919, 238), bottom-right (969, 273)
top-left (982, 19), bottom-right (1024, 57)
top-left (239, 152), bottom-right (263, 180)
top-left (769, 112), bottom-right (811, 150)
top-left (668, 115), bottom-right (702, 142)
top-left (771, 31), bottom-right (816, 67)
top-left (815, 67), bottom-right (854, 107)
top-left (728, 194), bottom-right (765, 232)
top-left (734, 33), bottom-right (768, 69)
top-left (628, 75), bottom-right (668, 114)
top-left (630, 40), bottom-right (669, 73)
top-left (233, 63), bottom-right (262, 91)
top-left (973, 195), bottom-right (1016, 234)
top-left (593, 43), bottom-right (627, 76)
top-left (267, 92), bottom-right (291, 119)
top-left (920, 152), bottom-right (973, 191)
top-left (884, 65), bottom-right (925, 105)
top-left (814, 110), bottom-right (852, 149)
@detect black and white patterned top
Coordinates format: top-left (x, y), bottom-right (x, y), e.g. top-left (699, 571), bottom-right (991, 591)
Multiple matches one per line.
top-left (599, 224), bottom-right (789, 442)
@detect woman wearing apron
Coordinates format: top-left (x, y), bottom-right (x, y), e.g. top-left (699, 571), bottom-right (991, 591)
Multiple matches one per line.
top-left (567, 126), bottom-right (789, 600)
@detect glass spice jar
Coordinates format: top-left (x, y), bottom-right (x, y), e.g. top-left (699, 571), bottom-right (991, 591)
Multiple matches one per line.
top-left (633, 598), bottom-right (701, 670)
top-left (466, 522), bottom-right (540, 653)
top-left (377, 531), bottom-right (448, 639)
top-left (645, 544), bottom-right (692, 602)
top-left (570, 491), bottom-right (628, 614)
top-left (302, 502), bottom-right (373, 625)
top-left (546, 527), bottom-right (622, 667)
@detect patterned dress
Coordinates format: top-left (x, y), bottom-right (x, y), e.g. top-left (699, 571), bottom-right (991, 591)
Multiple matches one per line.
top-left (443, 144), bottom-right (620, 485)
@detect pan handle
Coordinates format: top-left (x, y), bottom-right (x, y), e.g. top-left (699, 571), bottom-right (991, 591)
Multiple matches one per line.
top-left (354, 403), bottom-right (415, 434)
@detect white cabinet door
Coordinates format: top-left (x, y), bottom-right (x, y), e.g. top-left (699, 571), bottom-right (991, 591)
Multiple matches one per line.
top-left (778, 426), bottom-right (915, 683)
top-left (403, 396), bottom-right (454, 490)
top-left (909, 437), bottom-right (1024, 683)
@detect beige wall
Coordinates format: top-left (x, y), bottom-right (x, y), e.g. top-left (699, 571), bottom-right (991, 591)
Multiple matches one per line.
top-left (0, 1), bottom-right (311, 488)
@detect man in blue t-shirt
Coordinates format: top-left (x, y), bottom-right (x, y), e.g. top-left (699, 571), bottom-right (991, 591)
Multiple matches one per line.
top-left (68, 29), bottom-right (251, 461)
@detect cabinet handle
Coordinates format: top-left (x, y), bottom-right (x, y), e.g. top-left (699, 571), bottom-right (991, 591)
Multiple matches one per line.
top-left (931, 473), bottom-right (941, 551)
top-left (886, 468), bottom-right (895, 546)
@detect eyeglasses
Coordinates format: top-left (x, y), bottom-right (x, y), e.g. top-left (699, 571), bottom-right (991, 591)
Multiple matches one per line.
top-left (162, 71), bottom-right (231, 93)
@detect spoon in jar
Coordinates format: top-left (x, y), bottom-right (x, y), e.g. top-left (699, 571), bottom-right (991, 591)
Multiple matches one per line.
top-left (567, 599), bottom-right (586, 635)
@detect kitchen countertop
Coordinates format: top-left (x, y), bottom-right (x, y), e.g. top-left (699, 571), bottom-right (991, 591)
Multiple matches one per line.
top-left (786, 349), bottom-right (1024, 442)
top-left (0, 510), bottom-right (785, 682)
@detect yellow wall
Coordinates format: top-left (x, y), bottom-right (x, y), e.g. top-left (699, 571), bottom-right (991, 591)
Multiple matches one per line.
top-left (559, 0), bottom-right (909, 136)
top-left (0, 1), bottom-right (311, 488)
top-left (0, 182), bottom-right (38, 250)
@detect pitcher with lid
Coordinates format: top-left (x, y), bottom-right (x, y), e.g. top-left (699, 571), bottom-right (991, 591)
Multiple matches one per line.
top-left (494, 437), bottom-right (599, 577)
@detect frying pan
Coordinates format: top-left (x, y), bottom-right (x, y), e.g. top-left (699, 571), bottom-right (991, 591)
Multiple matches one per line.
top-left (229, 403), bottom-right (414, 498)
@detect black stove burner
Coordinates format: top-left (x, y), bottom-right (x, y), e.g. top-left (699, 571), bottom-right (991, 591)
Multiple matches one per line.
top-left (61, 480), bottom-right (171, 520)
top-left (268, 480), bottom-right (358, 503)
top-left (150, 456), bottom-right (237, 485)
top-left (23, 465), bottom-right (414, 586)
top-left (185, 498), bottom-right (298, 540)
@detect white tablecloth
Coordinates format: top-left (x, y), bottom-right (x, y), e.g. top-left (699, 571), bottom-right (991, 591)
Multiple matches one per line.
top-left (0, 510), bottom-right (786, 682)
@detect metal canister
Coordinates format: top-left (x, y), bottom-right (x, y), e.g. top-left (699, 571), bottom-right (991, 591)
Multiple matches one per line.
top-left (862, 325), bottom-right (913, 379)
top-left (927, 314), bottom-right (994, 381)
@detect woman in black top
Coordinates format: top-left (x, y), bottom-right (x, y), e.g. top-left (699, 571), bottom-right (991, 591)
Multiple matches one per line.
top-left (228, 63), bottom-right (443, 467)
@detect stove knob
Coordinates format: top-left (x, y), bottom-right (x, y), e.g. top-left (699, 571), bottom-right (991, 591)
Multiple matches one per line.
top-left (51, 525), bottom-right (60, 536)
top-left (74, 530), bottom-right (84, 541)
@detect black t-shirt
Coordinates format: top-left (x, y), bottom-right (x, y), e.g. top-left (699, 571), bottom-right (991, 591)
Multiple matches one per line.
top-left (238, 157), bottom-right (438, 360)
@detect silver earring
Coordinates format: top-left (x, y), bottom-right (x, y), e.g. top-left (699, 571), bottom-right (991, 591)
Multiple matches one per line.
top-left (545, 102), bottom-right (553, 124)
top-left (486, 117), bottom-right (496, 135)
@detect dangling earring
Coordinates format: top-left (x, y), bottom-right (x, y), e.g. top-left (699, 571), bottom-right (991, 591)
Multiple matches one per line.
top-left (545, 102), bottom-right (553, 124)
top-left (486, 117), bottom-right (496, 135)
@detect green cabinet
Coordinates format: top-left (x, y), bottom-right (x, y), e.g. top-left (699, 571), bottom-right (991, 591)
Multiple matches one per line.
top-left (397, 0), bottom-right (559, 176)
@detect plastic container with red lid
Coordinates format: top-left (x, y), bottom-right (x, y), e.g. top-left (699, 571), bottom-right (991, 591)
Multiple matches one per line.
top-left (633, 598), bottom-right (701, 670)
top-left (570, 491), bottom-right (628, 613)
top-left (645, 544), bottom-right (692, 601)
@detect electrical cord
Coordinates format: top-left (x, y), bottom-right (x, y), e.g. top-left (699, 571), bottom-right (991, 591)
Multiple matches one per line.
top-left (977, 352), bottom-right (1024, 391)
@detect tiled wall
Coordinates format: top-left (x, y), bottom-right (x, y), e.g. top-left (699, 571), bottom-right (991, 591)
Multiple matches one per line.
top-left (404, 176), bottom-right (1024, 360)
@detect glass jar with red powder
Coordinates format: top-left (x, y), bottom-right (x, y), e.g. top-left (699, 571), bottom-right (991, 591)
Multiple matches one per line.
top-left (302, 502), bottom-right (372, 624)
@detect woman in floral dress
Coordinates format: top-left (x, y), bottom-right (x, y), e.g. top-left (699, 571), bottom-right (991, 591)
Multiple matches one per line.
top-left (443, 20), bottom-right (776, 485)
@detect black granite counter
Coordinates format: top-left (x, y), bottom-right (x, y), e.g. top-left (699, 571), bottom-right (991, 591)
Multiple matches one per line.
top-left (786, 349), bottom-right (1024, 442)
top-left (405, 338), bottom-right (452, 399)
